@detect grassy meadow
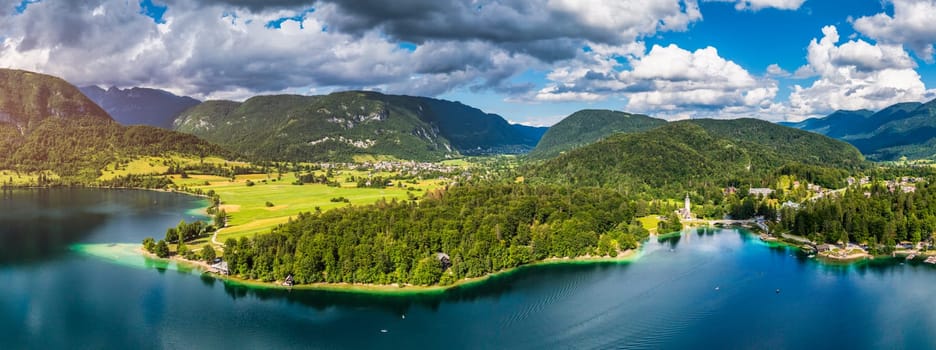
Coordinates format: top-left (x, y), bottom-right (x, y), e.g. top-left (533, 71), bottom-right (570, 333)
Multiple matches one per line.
top-left (170, 165), bottom-right (448, 242)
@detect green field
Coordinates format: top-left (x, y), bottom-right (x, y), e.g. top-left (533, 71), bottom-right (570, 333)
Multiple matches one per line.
top-left (0, 170), bottom-right (59, 185)
top-left (637, 216), bottom-right (662, 233)
top-left (98, 155), bottom-right (251, 181)
top-left (185, 172), bottom-right (445, 242)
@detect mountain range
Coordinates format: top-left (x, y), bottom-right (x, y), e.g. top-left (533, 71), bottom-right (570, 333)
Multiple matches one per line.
top-left (173, 91), bottom-right (546, 162)
top-left (0, 69), bottom-right (229, 180)
top-left (781, 100), bottom-right (936, 160)
top-left (79, 85), bottom-right (201, 129)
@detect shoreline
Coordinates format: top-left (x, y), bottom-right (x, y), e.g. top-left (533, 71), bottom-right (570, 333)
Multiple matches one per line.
top-left (64, 186), bottom-right (930, 294)
top-left (77, 226), bottom-right (935, 297)
top-left (134, 246), bottom-right (640, 295)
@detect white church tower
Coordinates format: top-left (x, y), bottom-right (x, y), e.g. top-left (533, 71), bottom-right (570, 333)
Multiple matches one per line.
top-left (683, 193), bottom-right (691, 220)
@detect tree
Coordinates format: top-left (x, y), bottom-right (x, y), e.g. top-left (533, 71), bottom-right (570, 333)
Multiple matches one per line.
top-left (142, 237), bottom-right (156, 253)
top-left (214, 210), bottom-right (227, 228)
top-left (411, 257), bottom-right (443, 286)
top-left (202, 245), bottom-right (217, 262)
top-left (154, 240), bottom-right (170, 258)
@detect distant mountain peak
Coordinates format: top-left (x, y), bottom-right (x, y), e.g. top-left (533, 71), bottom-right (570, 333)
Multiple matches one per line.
top-left (783, 99), bottom-right (936, 161)
top-left (79, 85), bottom-right (201, 129)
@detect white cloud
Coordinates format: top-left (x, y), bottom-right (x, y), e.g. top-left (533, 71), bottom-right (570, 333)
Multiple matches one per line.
top-left (734, 0), bottom-right (805, 11)
top-left (547, 0), bottom-right (702, 35)
top-left (788, 25), bottom-right (931, 119)
top-left (766, 63), bottom-right (790, 77)
top-left (0, 0), bottom-right (709, 100)
top-left (531, 43), bottom-right (780, 120)
top-left (704, 0), bottom-right (804, 11)
top-left (852, 0), bottom-right (936, 62)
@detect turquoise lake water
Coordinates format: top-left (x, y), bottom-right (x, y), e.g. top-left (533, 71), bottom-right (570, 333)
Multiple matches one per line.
top-left (1, 188), bottom-right (935, 349)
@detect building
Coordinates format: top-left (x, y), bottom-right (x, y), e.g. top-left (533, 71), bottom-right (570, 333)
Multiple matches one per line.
top-left (676, 193), bottom-right (692, 220)
top-left (210, 261), bottom-right (229, 275)
top-left (436, 252), bottom-right (451, 270)
top-left (749, 188), bottom-right (774, 196)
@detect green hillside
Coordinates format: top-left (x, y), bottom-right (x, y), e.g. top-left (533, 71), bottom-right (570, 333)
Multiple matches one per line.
top-left (0, 69), bottom-right (231, 181)
top-left (782, 100), bottom-right (936, 160)
top-left (527, 119), bottom-right (864, 195)
top-left (174, 91), bottom-right (542, 162)
top-left (528, 109), bottom-right (666, 159)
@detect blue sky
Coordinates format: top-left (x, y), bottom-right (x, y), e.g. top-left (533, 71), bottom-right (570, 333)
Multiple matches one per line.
top-left (3, 0), bottom-right (936, 125)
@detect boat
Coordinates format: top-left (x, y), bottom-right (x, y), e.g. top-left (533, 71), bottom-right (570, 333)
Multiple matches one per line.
top-left (924, 256), bottom-right (936, 264)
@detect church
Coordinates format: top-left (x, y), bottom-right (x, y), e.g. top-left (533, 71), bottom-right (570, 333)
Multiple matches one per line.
top-left (676, 194), bottom-right (692, 220)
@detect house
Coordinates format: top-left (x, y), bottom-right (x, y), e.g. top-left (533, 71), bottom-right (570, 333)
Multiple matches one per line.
top-left (817, 244), bottom-right (835, 252)
top-left (846, 177), bottom-right (856, 186)
top-left (210, 261), bottom-right (229, 275)
top-left (748, 188), bottom-right (774, 196)
top-left (781, 201), bottom-right (800, 210)
top-left (283, 274), bottom-right (294, 287)
top-left (436, 252), bottom-right (451, 270)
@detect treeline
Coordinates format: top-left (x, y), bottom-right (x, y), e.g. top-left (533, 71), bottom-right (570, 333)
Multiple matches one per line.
top-left (778, 179), bottom-right (936, 253)
top-left (98, 174), bottom-right (173, 189)
top-left (217, 184), bottom-right (651, 286)
top-left (143, 220), bottom-right (217, 260)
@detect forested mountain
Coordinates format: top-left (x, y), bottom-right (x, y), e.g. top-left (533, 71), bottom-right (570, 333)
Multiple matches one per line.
top-left (778, 109), bottom-right (875, 138)
top-left (528, 109), bottom-right (666, 159)
top-left (0, 69), bottom-right (231, 180)
top-left (174, 91), bottom-right (543, 162)
top-left (527, 119), bottom-right (864, 196)
top-left (781, 100), bottom-right (936, 160)
top-left (79, 86), bottom-right (201, 129)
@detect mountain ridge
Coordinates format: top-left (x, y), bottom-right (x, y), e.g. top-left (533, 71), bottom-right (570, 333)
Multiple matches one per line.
top-left (79, 85), bottom-right (201, 129)
top-left (528, 109), bottom-right (667, 159)
top-left (174, 91), bottom-right (544, 162)
top-left (0, 69), bottom-right (230, 180)
top-left (781, 99), bottom-right (936, 160)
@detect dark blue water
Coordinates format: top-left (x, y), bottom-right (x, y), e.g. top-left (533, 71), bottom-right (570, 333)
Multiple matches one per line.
top-left (1, 189), bottom-right (935, 349)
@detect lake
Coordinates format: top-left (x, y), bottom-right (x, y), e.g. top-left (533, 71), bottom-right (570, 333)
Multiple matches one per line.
top-left (1, 188), bottom-right (935, 349)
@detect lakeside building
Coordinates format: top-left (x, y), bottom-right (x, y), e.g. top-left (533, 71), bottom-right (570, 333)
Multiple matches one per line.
top-left (676, 194), bottom-right (692, 220)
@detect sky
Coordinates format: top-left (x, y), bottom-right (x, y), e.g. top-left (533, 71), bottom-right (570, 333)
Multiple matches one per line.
top-left (3, 0), bottom-right (936, 125)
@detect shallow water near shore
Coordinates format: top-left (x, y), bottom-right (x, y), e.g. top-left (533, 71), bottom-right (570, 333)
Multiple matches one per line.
top-left (2, 188), bottom-right (936, 349)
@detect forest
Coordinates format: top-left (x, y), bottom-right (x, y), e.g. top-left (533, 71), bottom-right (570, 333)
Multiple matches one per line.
top-left (213, 184), bottom-right (651, 286)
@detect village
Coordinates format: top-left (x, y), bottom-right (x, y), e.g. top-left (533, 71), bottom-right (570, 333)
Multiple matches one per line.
top-left (674, 175), bottom-right (935, 264)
